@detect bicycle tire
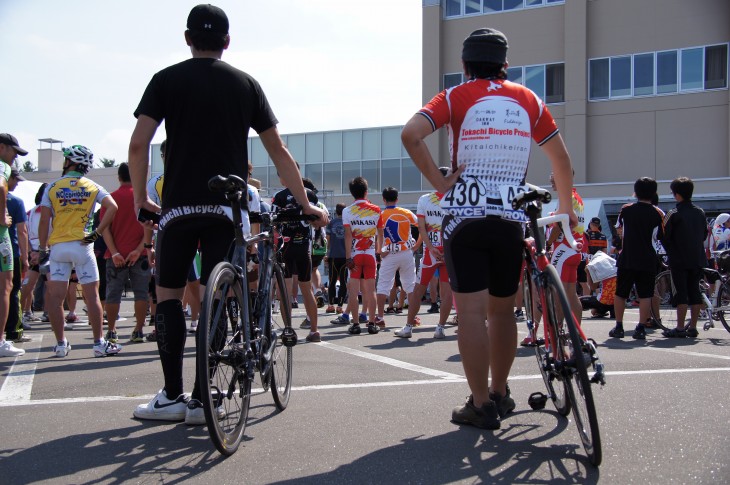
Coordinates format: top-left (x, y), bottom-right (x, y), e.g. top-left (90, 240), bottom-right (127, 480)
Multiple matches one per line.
top-left (270, 263), bottom-right (293, 410)
top-left (539, 266), bottom-right (571, 417)
top-left (198, 262), bottom-right (251, 456)
top-left (716, 281), bottom-right (730, 333)
top-left (544, 264), bottom-right (602, 466)
top-left (523, 264), bottom-right (568, 415)
top-left (651, 270), bottom-right (677, 331)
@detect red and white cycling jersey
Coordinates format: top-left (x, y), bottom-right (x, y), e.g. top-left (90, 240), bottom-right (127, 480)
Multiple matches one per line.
top-left (342, 199), bottom-right (382, 257)
top-left (417, 191), bottom-right (446, 267)
top-left (419, 79), bottom-right (559, 219)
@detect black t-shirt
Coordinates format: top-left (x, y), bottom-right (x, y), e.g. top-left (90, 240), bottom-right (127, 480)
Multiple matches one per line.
top-left (271, 188), bottom-right (318, 245)
top-left (662, 200), bottom-right (708, 269)
top-left (616, 202), bottom-right (665, 271)
top-left (134, 58), bottom-right (277, 208)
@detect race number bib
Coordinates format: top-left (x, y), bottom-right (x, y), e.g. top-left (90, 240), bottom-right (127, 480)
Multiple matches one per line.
top-left (440, 177), bottom-right (501, 218)
top-left (499, 184), bottom-right (529, 223)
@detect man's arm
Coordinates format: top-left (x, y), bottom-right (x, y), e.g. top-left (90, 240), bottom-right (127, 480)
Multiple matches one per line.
top-left (95, 196), bottom-right (118, 236)
top-left (128, 114), bottom-right (160, 216)
top-left (17, 222), bottom-right (28, 272)
top-left (38, 207), bottom-right (52, 250)
top-left (0, 179), bottom-right (10, 227)
top-left (540, 134), bottom-right (578, 228)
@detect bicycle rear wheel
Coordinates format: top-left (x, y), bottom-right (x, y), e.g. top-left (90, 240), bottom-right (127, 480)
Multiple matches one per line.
top-left (716, 281), bottom-right (730, 333)
top-left (544, 264), bottom-right (602, 466)
top-left (651, 270), bottom-right (677, 331)
top-left (270, 263), bottom-right (293, 410)
top-left (198, 262), bottom-right (251, 456)
top-left (524, 264), bottom-right (569, 416)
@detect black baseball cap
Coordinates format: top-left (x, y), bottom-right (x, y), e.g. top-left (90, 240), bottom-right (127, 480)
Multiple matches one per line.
top-left (187, 4), bottom-right (229, 34)
top-left (0, 133), bottom-right (28, 156)
top-left (462, 28), bottom-right (509, 64)
top-left (9, 168), bottom-right (25, 181)
top-left (590, 217), bottom-right (602, 228)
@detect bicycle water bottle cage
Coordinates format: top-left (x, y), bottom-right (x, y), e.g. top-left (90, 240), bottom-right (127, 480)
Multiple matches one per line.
top-left (281, 327), bottom-right (298, 347)
top-left (528, 392), bottom-right (548, 410)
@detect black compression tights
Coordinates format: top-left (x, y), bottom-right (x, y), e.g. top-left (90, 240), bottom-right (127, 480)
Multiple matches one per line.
top-left (155, 299), bottom-right (187, 398)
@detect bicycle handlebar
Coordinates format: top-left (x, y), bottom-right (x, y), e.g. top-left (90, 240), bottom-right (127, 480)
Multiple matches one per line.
top-left (536, 213), bottom-right (580, 251)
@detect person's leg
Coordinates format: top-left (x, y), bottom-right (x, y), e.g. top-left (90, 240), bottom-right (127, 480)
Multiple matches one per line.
top-left (5, 258), bottom-right (22, 340)
top-left (185, 279), bottom-right (201, 327)
top-left (0, 269), bottom-right (14, 340)
top-left (81, 281), bottom-right (104, 341)
top-left (46, 280), bottom-right (69, 343)
top-left (362, 278), bottom-right (377, 323)
top-left (21, 270), bottom-right (39, 315)
top-left (66, 279), bottom-right (78, 319)
top-left (439, 281), bottom-right (453, 326)
top-left (347, 278), bottom-right (361, 323)
top-left (487, 293), bottom-right (518, 397)
top-left (454, 290), bottom-right (491, 406)
top-left (299, 280), bottom-right (318, 333)
top-left (563, 281), bottom-right (582, 324)
top-left (337, 259), bottom-right (348, 310)
top-left (104, 259), bottom-right (124, 336)
top-left (375, 255), bottom-right (396, 319)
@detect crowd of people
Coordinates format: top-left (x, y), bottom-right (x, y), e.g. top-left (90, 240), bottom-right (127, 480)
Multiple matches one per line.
top-left (1, 5), bottom-right (725, 434)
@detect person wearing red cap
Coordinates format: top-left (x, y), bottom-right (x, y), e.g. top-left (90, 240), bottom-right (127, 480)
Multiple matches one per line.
top-left (128, 4), bottom-right (327, 424)
top-left (0, 133), bottom-right (28, 357)
top-left (402, 28), bottom-right (577, 429)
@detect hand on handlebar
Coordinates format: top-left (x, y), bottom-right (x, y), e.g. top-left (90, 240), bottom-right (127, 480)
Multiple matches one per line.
top-left (302, 204), bottom-right (329, 228)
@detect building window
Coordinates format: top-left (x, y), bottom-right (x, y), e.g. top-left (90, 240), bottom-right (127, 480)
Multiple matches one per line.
top-left (443, 72), bottom-right (464, 90)
top-left (362, 160), bottom-right (380, 192)
top-left (590, 44), bottom-right (727, 100)
top-left (444, 0), bottom-right (564, 18)
top-left (287, 134), bottom-right (306, 163)
top-left (545, 63), bottom-right (565, 103)
top-left (381, 159), bottom-right (400, 190)
top-left (341, 161), bottom-right (360, 195)
top-left (445, 0), bottom-right (461, 17)
top-left (324, 132), bottom-right (342, 162)
top-left (323, 162), bottom-right (340, 193)
top-left (401, 160), bottom-right (422, 192)
top-left (304, 133), bottom-right (323, 163)
top-left (525, 65), bottom-right (545, 100)
top-left (343, 130), bottom-right (361, 161)
top-left (305, 163), bottom-right (323, 190)
top-left (506, 66), bottom-right (522, 84)
top-left (507, 63), bottom-right (564, 103)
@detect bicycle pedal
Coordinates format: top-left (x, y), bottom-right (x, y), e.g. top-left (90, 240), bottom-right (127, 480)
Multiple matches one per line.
top-left (528, 392), bottom-right (547, 410)
top-left (281, 327), bottom-right (298, 347)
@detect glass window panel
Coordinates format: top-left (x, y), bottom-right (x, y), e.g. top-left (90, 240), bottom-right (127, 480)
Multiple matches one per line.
top-left (362, 160), bottom-right (379, 192)
top-left (323, 162), bottom-right (340, 194)
top-left (610, 56), bottom-right (631, 97)
top-left (401, 159), bottom-right (421, 192)
top-left (362, 130), bottom-right (380, 159)
top-left (545, 63), bottom-right (564, 103)
top-left (483, 0), bottom-right (502, 13)
top-left (445, 0), bottom-right (462, 17)
top-left (343, 130), bottom-right (361, 161)
top-left (705, 44), bottom-right (728, 89)
top-left (547, 0), bottom-right (563, 3)
top-left (324, 132), bottom-right (342, 162)
top-left (444, 73), bottom-right (463, 90)
top-left (268, 166), bottom-right (282, 191)
top-left (507, 66), bottom-right (523, 84)
top-left (657, 50), bottom-right (678, 94)
top-left (633, 53), bottom-right (654, 96)
top-left (526, 0), bottom-right (543, 5)
top-left (304, 133), bottom-right (323, 163)
top-left (305, 163), bottom-right (323, 190)
top-left (252, 166), bottom-right (267, 188)
top-left (381, 159), bottom-right (400, 190)
top-left (251, 138), bottom-right (269, 166)
top-left (504, 0), bottom-right (524, 11)
top-left (589, 58), bottom-right (609, 99)
top-left (465, 0), bottom-right (481, 14)
top-left (382, 128), bottom-right (401, 159)
top-left (341, 161), bottom-right (360, 195)
top-left (525, 65), bottom-right (545, 100)
top-left (680, 47), bottom-right (703, 91)
top-left (285, 134), bottom-right (305, 164)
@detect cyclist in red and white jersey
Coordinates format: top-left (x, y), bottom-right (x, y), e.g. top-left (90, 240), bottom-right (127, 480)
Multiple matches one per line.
top-left (402, 28), bottom-right (577, 429)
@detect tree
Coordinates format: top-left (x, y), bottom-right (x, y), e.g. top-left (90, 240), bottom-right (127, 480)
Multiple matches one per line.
top-left (99, 158), bottom-right (117, 168)
top-left (22, 161), bottom-right (35, 172)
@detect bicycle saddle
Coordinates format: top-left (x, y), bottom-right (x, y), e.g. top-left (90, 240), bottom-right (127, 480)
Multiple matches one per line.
top-left (208, 174), bottom-right (247, 194)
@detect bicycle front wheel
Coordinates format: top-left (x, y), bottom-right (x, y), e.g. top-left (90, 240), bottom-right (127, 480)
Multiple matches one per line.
top-left (651, 270), bottom-right (677, 331)
top-left (270, 263), bottom-right (293, 410)
top-left (198, 262), bottom-right (251, 456)
top-left (544, 264), bottom-right (602, 466)
top-left (716, 281), bottom-right (730, 333)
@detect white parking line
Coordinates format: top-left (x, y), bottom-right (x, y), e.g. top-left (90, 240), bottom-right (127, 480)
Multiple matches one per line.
top-left (645, 346), bottom-right (730, 361)
top-left (0, 335), bottom-right (43, 403)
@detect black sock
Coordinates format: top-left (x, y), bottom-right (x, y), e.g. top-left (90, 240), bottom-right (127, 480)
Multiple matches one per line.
top-left (155, 300), bottom-right (187, 399)
top-left (615, 321), bottom-right (623, 329)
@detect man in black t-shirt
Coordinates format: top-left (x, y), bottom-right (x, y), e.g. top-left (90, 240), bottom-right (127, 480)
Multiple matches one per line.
top-left (128, 4), bottom-right (327, 424)
top-left (610, 177), bottom-right (665, 340)
top-left (661, 177), bottom-right (708, 338)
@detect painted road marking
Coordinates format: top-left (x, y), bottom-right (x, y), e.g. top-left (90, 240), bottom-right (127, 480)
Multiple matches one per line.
top-left (0, 335), bottom-right (43, 403)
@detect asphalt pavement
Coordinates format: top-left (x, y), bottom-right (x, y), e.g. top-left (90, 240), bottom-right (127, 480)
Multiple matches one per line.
top-left (1, 299), bottom-right (729, 484)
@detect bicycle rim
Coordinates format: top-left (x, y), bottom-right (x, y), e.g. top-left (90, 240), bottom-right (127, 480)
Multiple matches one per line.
top-left (652, 271), bottom-right (677, 331)
top-left (270, 265), bottom-right (293, 410)
top-left (545, 265), bottom-right (602, 466)
top-left (717, 282), bottom-right (730, 333)
top-left (542, 268), bottom-right (571, 417)
top-left (198, 262), bottom-right (251, 456)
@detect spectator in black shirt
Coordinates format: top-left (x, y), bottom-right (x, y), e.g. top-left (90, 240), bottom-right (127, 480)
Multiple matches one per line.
top-left (661, 177), bottom-right (708, 338)
top-left (610, 177), bottom-right (665, 340)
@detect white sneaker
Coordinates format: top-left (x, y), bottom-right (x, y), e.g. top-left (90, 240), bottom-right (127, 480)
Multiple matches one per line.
top-left (134, 389), bottom-right (189, 421)
top-left (394, 324), bottom-right (413, 338)
top-left (64, 323), bottom-right (74, 330)
top-left (53, 339), bottom-right (71, 358)
top-left (188, 320), bottom-right (198, 334)
top-left (434, 324), bottom-right (446, 339)
top-left (0, 340), bottom-right (25, 357)
top-left (184, 398), bottom-right (226, 425)
top-left (93, 339), bottom-right (122, 357)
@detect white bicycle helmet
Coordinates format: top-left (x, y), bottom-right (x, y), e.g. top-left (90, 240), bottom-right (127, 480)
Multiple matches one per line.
top-left (62, 145), bottom-right (94, 169)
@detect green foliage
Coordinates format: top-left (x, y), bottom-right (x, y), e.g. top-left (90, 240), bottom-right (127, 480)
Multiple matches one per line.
top-left (99, 158), bottom-right (117, 168)
top-left (22, 161), bottom-right (35, 172)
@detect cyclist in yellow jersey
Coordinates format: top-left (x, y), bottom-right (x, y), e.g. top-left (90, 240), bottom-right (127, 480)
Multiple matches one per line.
top-left (37, 145), bottom-right (121, 358)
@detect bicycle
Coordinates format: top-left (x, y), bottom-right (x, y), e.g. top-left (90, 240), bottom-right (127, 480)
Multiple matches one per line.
top-left (513, 187), bottom-right (606, 467)
top-left (651, 259), bottom-right (730, 334)
top-left (197, 174), bottom-right (314, 456)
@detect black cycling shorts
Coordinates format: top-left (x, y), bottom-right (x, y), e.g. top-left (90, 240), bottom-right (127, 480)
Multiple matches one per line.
top-left (670, 266), bottom-right (703, 306)
top-left (281, 244), bottom-right (312, 282)
top-left (156, 217), bottom-right (234, 288)
top-left (443, 216), bottom-right (523, 296)
top-left (615, 267), bottom-right (656, 299)
top-left (577, 259), bottom-right (588, 283)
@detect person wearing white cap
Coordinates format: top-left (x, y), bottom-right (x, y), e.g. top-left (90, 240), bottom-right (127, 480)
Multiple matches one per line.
top-left (711, 213), bottom-right (730, 253)
top-left (0, 133), bottom-right (28, 357)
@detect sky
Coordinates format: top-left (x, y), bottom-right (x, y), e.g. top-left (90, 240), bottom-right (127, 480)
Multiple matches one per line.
top-left (1, 0), bottom-right (422, 168)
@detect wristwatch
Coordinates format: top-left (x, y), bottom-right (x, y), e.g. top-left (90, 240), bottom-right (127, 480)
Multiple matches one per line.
top-left (143, 243), bottom-right (154, 249)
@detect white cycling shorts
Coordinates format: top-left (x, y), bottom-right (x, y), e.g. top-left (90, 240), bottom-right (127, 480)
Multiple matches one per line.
top-left (49, 241), bottom-right (99, 284)
top-left (376, 250), bottom-right (416, 295)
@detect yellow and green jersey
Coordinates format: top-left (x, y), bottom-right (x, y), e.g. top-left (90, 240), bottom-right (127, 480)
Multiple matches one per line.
top-left (41, 171), bottom-right (110, 246)
top-left (0, 162), bottom-right (10, 241)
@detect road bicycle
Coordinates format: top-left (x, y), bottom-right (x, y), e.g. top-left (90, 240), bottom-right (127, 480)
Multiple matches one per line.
top-left (197, 174), bottom-right (314, 456)
top-left (514, 187), bottom-right (606, 467)
top-left (651, 263), bottom-right (730, 334)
